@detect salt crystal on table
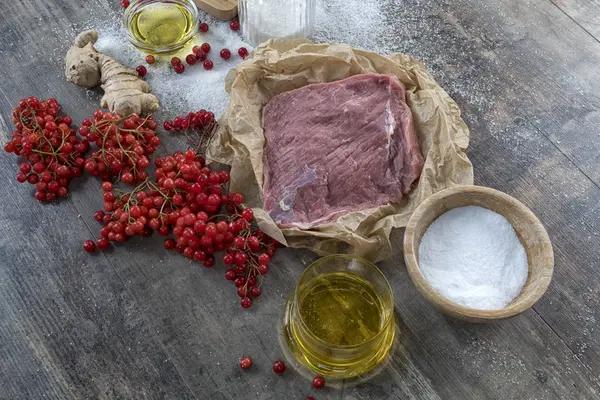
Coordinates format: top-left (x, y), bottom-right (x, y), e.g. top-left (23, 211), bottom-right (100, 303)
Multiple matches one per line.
top-left (418, 206), bottom-right (528, 310)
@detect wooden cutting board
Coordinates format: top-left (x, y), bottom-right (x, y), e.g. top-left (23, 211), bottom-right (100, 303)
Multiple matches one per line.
top-left (194, 0), bottom-right (238, 21)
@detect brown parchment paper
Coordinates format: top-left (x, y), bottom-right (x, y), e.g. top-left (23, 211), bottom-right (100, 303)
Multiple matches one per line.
top-left (207, 39), bottom-right (473, 262)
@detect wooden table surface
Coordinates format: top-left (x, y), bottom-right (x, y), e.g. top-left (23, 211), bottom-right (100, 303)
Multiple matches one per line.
top-left (1, 0), bottom-right (600, 399)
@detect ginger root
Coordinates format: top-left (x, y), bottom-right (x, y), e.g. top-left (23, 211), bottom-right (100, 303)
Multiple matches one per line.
top-left (65, 30), bottom-right (159, 116)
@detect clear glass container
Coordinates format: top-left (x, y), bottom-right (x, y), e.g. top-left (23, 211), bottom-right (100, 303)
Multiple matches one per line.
top-left (239, 0), bottom-right (316, 47)
top-left (282, 255), bottom-right (395, 378)
top-left (124, 0), bottom-right (199, 54)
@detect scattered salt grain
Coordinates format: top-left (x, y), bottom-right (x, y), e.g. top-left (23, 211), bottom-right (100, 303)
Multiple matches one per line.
top-left (418, 206), bottom-right (528, 310)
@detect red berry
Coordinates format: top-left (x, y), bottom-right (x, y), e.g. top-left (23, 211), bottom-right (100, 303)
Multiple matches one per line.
top-left (83, 240), bottom-right (96, 253)
top-left (171, 57), bottom-right (182, 66)
top-left (93, 210), bottom-right (105, 222)
top-left (239, 356), bottom-right (252, 369)
top-left (146, 54), bottom-right (155, 64)
top-left (250, 287), bottom-right (261, 297)
top-left (164, 239), bottom-right (176, 250)
top-left (174, 63), bottom-right (185, 74)
top-left (220, 48), bottom-right (231, 60)
top-left (186, 54), bottom-right (197, 65)
top-left (225, 269), bottom-right (236, 280)
top-left (238, 47), bottom-right (249, 58)
top-left (203, 60), bottom-right (213, 70)
top-left (233, 236), bottom-right (245, 248)
top-left (136, 65), bottom-right (147, 77)
top-left (258, 253), bottom-right (270, 265)
top-left (199, 22), bottom-right (209, 32)
top-left (121, 0), bottom-right (129, 8)
top-left (240, 296), bottom-right (252, 308)
top-left (96, 237), bottom-right (110, 249)
top-left (230, 20), bottom-right (240, 31)
top-left (272, 360), bottom-right (286, 375)
top-left (201, 43), bottom-right (211, 53)
top-left (241, 208), bottom-right (254, 221)
top-left (312, 376), bottom-right (325, 389)
top-left (102, 181), bottom-right (113, 192)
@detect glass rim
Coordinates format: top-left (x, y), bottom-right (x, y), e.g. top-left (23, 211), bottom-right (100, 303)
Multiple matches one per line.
top-left (294, 254), bottom-right (395, 349)
top-left (123, 0), bottom-right (199, 54)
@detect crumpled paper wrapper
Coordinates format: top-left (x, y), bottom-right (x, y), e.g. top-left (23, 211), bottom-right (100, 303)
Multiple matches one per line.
top-left (208, 40), bottom-right (473, 262)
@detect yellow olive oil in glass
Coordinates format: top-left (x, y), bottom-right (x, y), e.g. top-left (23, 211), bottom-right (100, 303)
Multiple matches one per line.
top-left (283, 255), bottom-right (395, 379)
top-left (128, 2), bottom-right (196, 51)
top-left (298, 272), bottom-right (384, 346)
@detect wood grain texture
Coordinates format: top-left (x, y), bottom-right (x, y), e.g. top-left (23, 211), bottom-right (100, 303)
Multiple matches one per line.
top-left (550, 0), bottom-right (600, 39)
top-left (0, 0), bottom-right (600, 399)
top-left (404, 186), bottom-right (554, 322)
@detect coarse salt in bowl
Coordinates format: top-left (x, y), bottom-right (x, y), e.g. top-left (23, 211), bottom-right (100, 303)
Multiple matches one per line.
top-left (403, 185), bottom-right (554, 323)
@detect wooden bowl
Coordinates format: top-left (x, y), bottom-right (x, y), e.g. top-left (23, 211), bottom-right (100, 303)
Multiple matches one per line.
top-left (403, 185), bottom-right (553, 322)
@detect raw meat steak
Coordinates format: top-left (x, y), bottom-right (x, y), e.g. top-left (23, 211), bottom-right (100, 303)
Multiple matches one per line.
top-left (262, 73), bottom-right (424, 228)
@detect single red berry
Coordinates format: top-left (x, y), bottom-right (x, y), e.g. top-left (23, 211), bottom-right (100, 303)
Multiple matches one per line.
top-left (240, 296), bottom-right (252, 308)
top-left (164, 239), bottom-right (176, 250)
top-left (96, 237), bottom-right (110, 249)
top-left (225, 269), bottom-right (236, 280)
top-left (230, 20), bottom-right (240, 31)
top-left (146, 54), bottom-right (155, 64)
top-left (239, 356), bottom-right (252, 369)
top-left (83, 240), bottom-right (96, 253)
top-left (203, 60), bottom-right (213, 70)
top-left (174, 63), bottom-right (185, 74)
top-left (93, 210), bottom-right (105, 222)
top-left (238, 47), bottom-right (249, 58)
top-left (136, 65), bottom-right (147, 77)
top-left (312, 376), bottom-right (325, 389)
top-left (258, 253), bottom-right (270, 265)
top-left (241, 208), bottom-right (254, 221)
top-left (272, 360), bottom-right (286, 375)
top-left (199, 22), bottom-right (209, 32)
top-left (101, 181), bottom-right (113, 192)
top-left (121, 0), bottom-right (129, 8)
top-left (186, 54), bottom-right (197, 65)
top-left (171, 57), bottom-right (182, 66)
top-left (201, 43), bottom-right (211, 53)
top-left (250, 287), bottom-right (262, 297)
top-left (220, 48), bottom-right (231, 60)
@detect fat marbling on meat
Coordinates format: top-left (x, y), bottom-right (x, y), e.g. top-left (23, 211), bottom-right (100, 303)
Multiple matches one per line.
top-left (262, 73), bottom-right (424, 228)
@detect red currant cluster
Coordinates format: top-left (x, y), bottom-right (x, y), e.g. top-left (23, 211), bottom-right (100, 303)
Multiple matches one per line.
top-left (162, 109), bottom-right (215, 132)
top-left (4, 97), bottom-right (88, 201)
top-left (81, 110), bottom-right (160, 184)
top-left (91, 180), bottom-right (162, 250)
top-left (87, 146), bottom-right (280, 308)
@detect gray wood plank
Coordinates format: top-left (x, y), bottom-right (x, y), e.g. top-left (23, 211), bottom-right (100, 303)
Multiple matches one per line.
top-left (0, 161), bottom-right (196, 399)
top-left (549, 0), bottom-right (600, 40)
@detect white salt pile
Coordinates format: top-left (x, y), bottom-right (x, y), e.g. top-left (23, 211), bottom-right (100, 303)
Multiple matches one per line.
top-left (418, 206), bottom-right (528, 310)
top-left (94, 13), bottom-right (251, 119)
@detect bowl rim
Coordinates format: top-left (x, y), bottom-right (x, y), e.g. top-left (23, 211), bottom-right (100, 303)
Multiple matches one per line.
top-left (123, 0), bottom-right (200, 54)
top-left (403, 185), bottom-right (554, 322)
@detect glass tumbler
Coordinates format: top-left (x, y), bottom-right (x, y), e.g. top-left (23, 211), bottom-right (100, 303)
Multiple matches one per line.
top-left (282, 255), bottom-right (395, 378)
top-left (238, 0), bottom-right (316, 47)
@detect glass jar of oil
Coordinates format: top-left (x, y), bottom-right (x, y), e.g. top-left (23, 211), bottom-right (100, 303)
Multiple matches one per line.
top-left (124, 0), bottom-right (199, 54)
top-left (282, 255), bottom-right (395, 379)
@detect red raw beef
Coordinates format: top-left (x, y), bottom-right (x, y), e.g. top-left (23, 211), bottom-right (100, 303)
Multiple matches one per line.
top-left (262, 73), bottom-right (424, 228)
